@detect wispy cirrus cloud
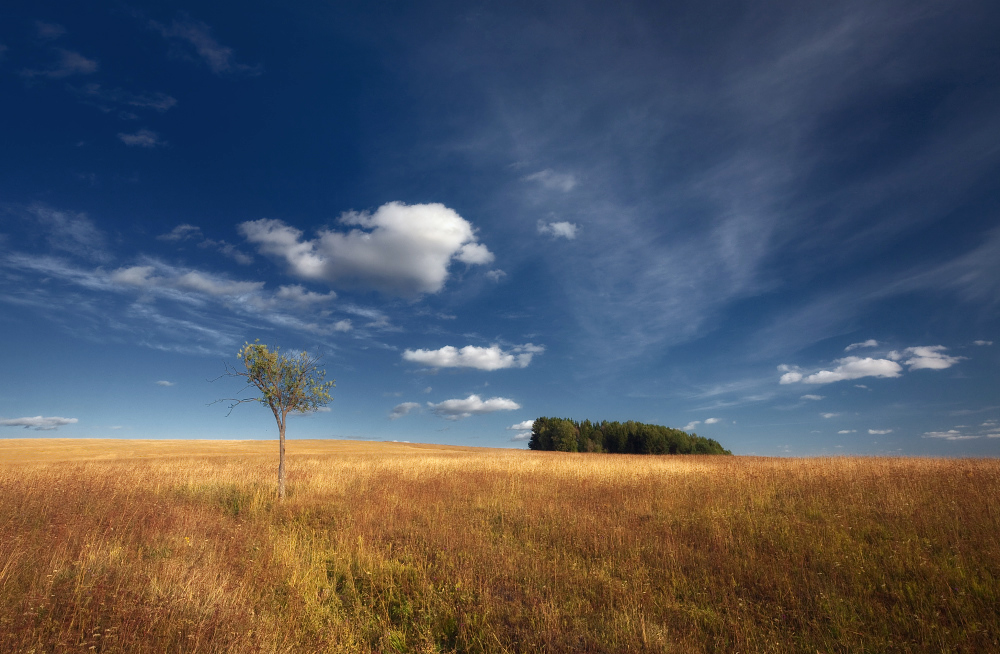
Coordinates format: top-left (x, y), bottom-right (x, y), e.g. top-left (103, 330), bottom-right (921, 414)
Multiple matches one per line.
top-left (118, 129), bottom-right (166, 148)
top-left (0, 416), bottom-right (77, 431)
top-left (21, 48), bottom-right (97, 79)
top-left (524, 169), bottom-right (577, 192)
top-left (152, 14), bottom-right (261, 76)
top-left (389, 402), bottom-right (421, 420)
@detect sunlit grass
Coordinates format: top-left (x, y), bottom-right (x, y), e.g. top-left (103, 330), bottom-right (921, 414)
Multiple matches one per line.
top-left (1, 439), bottom-right (998, 652)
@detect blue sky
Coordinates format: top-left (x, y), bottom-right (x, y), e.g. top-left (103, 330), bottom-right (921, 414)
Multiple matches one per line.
top-left (2, 0), bottom-right (999, 455)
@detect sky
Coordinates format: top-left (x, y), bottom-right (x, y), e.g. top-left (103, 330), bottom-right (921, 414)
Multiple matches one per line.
top-left (2, 0), bottom-right (999, 456)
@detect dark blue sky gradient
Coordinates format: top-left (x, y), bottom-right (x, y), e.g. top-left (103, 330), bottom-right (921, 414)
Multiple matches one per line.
top-left (2, 0), bottom-right (999, 454)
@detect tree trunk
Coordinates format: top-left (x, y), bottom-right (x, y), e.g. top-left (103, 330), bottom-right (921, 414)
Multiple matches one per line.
top-left (278, 418), bottom-right (286, 500)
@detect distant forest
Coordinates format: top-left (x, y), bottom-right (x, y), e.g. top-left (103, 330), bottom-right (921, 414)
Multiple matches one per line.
top-left (528, 417), bottom-right (731, 455)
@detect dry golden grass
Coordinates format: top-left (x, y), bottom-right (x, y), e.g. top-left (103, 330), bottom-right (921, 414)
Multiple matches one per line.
top-left (1, 439), bottom-right (998, 653)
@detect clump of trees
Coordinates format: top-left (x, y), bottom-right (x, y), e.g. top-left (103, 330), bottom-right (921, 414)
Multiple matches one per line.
top-left (528, 417), bottom-right (731, 455)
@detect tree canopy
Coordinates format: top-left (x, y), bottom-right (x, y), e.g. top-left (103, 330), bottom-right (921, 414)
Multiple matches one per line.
top-left (528, 417), bottom-right (731, 455)
top-left (216, 340), bottom-right (334, 499)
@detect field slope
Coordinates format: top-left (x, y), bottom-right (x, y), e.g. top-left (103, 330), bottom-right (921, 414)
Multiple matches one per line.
top-left (1, 439), bottom-right (998, 653)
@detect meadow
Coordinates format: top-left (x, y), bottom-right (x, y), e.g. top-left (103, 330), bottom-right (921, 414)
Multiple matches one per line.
top-left (1, 439), bottom-right (998, 653)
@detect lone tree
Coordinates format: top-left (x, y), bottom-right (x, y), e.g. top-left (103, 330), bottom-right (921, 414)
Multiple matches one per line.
top-left (214, 340), bottom-right (334, 499)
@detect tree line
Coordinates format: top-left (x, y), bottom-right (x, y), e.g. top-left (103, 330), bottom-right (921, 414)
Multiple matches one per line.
top-left (528, 417), bottom-right (731, 455)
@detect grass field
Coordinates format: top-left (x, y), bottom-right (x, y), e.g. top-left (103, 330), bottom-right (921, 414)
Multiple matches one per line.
top-left (1, 439), bottom-right (998, 653)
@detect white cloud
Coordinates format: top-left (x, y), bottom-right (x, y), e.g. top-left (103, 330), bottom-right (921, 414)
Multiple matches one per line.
top-left (75, 83), bottom-right (177, 113)
top-left (455, 242), bottom-right (495, 265)
top-left (389, 402), bottom-right (421, 420)
top-left (485, 269), bottom-right (507, 282)
top-left (508, 419), bottom-right (536, 431)
top-left (890, 345), bottom-right (964, 371)
top-left (111, 264), bottom-right (264, 297)
top-left (0, 416), bottom-right (78, 431)
top-left (855, 384), bottom-right (869, 389)
top-left (21, 48), bottom-right (97, 78)
top-left (36, 21), bottom-right (67, 40)
top-left (403, 343), bottom-right (544, 370)
top-left (275, 284), bottom-right (336, 304)
top-left (974, 340), bottom-right (993, 346)
top-left (240, 202), bottom-right (493, 297)
top-left (837, 429), bottom-right (857, 434)
top-left (199, 240), bottom-right (253, 264)
top-left (868, 429), bottom-right (893, 435)
top-left (780, 357), bottom-right (902, 385)
top-left (511, 431), bottom-right (532, 441)
top-left (155, 380), bottom-right (174, 386)
top-left (683, 420), bottom-right (701, 431)
top-left (923, 429), bottom-right (971, 440)
top-left (427, 395), bottom-right (521, 419)
top-left (704, 417), bottom-right (721, 424)
top-left (332, 319), bottom-right (352, 332)
top-left (153, 15), bottom-right (261, 76)
top-left (777, 364), bottom-right (803, 384)
top-left (537, 220), bottom-right (579, 240)
top-left (845, 339), bottom-right (878, 351)
top-left (158, 224), bottom-right (201, 241)
top-left (118, 129), bottom-right (166, 148)
top-left (524, 169), bottom-right (577, 192)
top-left (110, 425), bottom-right (123, 430)
top-left (801, 394), bottom-right (824, 400)
top-left (821, 412), bottom-right (839, 418)
top-left (27, 203), bottom-right (109, 262)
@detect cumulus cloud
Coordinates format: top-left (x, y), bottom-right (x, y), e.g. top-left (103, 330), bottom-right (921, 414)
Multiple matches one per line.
top-left (21, 48), bottom-right (97, 79)
top-left (537, 220), bottom-right (578, 240)
top-left (508, 420), bottom-right (536, 431)
top-left (801, 394), bottom-right (824, 400)
top-left (455, 242), bottom-right (495, 265)
top-left (868, 429), bottom-right (893, 435)
top-left (524, 169), bottom-right (577, 192)
top-left (683, 420), bottom-right (701, 431)
top-left (403, 344), bottom-right (543, 370)
top-left (838, 429), bottom-right (857, 434)
top-left (152, 15), bottom-right (261, 76)
top-left (427, 395), bottom-right (521, 419)
top-left (974, 340), bottom-right (993, 346)
top-left (888, 346), bottom-right (964, 371)
top-left (485, 269), bottom-right (507, 282)
top-left (389, 402), bottom-right (421, 420)
top-left (845, 339), bottom-right (878, 351)
top-left (704, 417), bottom-right (720, 424)
top-left (0, 416), bottom-right (78, 431)
top-left (821, 413), bottom-right (839, 419)
top-left (155, 380), bottom-right (174, 386)
top-left (240, 202), bottom-right (493, 297)
top-left (118, 129), bottom-right (166, 148)
top-left (779, 357), bottom-right (902, 385)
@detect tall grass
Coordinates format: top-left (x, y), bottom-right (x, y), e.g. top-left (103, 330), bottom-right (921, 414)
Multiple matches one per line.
top-left (1, 439), bottom-right (998, 652)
